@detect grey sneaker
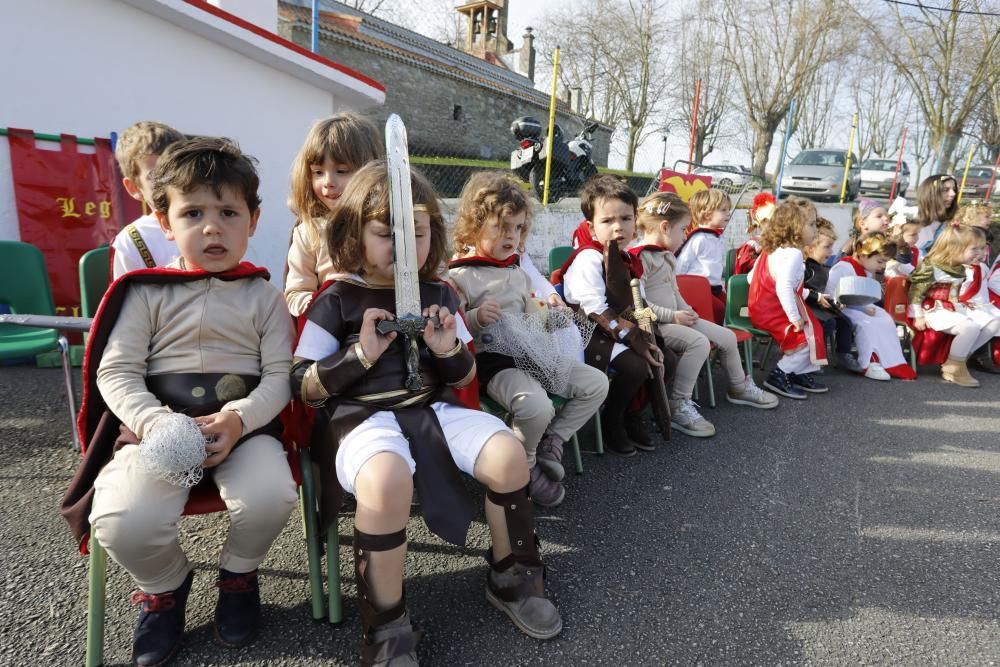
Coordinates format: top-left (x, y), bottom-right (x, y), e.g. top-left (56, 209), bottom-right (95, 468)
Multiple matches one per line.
top-left (535, 433), bottom-right (565, 481)
top-left (528, 465), bottom-right (565, 507)
top-left (726, 377), bottom-right (779, 409)
top-left (669, 399), bottom-right (716, 438)
top-left (486, 562), bottom-right (562, 640)
top-left (837, 352), bottom-right (863, 373)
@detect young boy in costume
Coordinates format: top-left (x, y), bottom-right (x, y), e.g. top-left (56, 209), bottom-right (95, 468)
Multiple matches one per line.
top-left (558, 175), bottom-right (673, 455)
top-left (291, 160), bottom-right (561, 666)
top-left (62, 137), bottom-right (297, 666)
top-left (447, 172), bottom-right (608, 506)
top-left (110, 121), bottom-right (186, 278)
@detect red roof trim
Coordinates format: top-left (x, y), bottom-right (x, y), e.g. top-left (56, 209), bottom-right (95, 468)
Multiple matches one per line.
top-left (182, 0), bottom-right (385, 92)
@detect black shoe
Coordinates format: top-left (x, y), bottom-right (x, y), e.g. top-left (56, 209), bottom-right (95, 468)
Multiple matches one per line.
top-left (789, 372), bottom-right (829, 393)
top-left (971, 351), bottom-right (1000, 374)
top-left (624, 417), bottom-right (655, 452)
top-left (214, 569), bottom-right (260, 648)
top-left (131, 569), bottom-right (193, 667)
top-left (763, 368), bottom-right (807, 400)
top-left (601, 419), bottom-right (637, 457)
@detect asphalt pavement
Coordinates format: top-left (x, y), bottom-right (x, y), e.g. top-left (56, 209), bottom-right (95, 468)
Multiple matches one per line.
top-left (1, 362), bottom-right (999, 666)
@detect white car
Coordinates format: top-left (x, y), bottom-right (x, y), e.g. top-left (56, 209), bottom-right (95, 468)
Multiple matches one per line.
top-left (860, 158), bottom-right (910, 198)
top-left (691, 164), bottom-right (754, 192)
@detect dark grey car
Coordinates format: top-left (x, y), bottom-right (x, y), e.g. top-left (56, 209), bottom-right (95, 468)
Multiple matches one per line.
top-left (779, 149), bottom-right (860, 201)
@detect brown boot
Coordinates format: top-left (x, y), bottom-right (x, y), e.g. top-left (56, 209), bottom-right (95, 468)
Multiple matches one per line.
top-left (942, 357), bottom-right (980, 388)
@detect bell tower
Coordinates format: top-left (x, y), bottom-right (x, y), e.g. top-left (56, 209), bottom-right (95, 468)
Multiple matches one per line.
top-left (456, 0), bottom-right (513, 56)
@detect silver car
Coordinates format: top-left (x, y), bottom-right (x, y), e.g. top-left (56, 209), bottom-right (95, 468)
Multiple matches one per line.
top-left (860, 158), bottom-right (910, 198)
top-left (691, 164), bottom-right (754, 193)
top-left (779, 149), bottom-right (860, 201)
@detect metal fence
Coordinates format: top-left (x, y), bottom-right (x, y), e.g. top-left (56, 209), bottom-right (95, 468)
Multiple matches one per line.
top-left (409, 152), bottom-right (656, 202)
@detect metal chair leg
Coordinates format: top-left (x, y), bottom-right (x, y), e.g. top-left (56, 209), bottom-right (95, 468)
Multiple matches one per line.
top-left (86, 538), bottom-right (107, 667)
top-left (705, 358), bottom-right (716, 408)
top-left (593, 411), bottom-right (604, 455)
top-left (58, 336), bottom-right (80, 451)
top-left (327, 521), bottom-right (342, 624)
top-left (299, 454), bottom-right (325, 621)
top-left (743, 339), bottom-right (753, 378)
top-left (571, 432), bottom-right (583, 475)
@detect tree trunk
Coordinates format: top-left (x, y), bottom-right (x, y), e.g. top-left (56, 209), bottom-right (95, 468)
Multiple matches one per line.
top-left (750, 121), bottom-right (779, 180)
top-left (625, 124), bottom-right (640, 172)
top-left (937, 131), bottom-right (962, 174)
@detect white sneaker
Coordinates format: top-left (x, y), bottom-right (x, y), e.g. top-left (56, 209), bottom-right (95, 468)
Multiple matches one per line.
top-left (864, 362), bottom-right (891, 381)
top-left (726, 377), bottom-right (779, 409)
top-left (669, 399), bottom-right (716, 438)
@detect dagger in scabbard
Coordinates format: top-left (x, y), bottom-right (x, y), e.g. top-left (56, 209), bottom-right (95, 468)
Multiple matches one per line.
top-left (374, 114), bottom-right (440, 392)
top-left (630, 278), bottom-right (672, 439)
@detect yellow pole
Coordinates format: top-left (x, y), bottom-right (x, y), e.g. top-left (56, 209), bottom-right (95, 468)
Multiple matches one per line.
top-left (957, 143), bottom-right (977, 203)
top-left (542, 46), bottom-right (560, 207)
top-left (839, 113), bottom-right (858, 205)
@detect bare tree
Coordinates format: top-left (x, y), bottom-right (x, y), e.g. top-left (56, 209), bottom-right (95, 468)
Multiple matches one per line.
top-left (794, 65), bottom-right (840, 150)
top-left (909, 120), bottom-right (934, 184)
top-left (719, 0), bottom-right (850, 178)
top-left (672, 6), bottom-right (734, 165)
top-left (536, 0), bottom-right (669, 171)
top-left (849, 60), bottom-right (910, 160)
top-left (859, 0), bottom-right (1000, 171)
top-left (973, 85), bottom-right (1000, 163)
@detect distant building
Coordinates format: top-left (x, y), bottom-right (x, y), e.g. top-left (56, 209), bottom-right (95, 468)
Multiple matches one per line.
top-left (277, 0), bottom-right (612, 164)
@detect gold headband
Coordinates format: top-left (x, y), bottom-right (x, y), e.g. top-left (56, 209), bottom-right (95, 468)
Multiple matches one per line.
top-left (413, 204), bottom-right (429, 213)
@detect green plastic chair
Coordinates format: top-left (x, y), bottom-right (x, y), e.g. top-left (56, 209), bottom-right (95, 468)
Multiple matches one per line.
top-left (0, 241), bottom-right (78, 448)
top-left (725, 274), bottom-right (774, 378)
top-left (723, 247), bottom-right (737, 283)
top-left (548, 246), bottom-right (574, 276)
top-left (86, 449), bottom-right (327, 666)
top-left (480, 395), bottom-right (585, 474)
top-left (79, 246), bottom-right (110, 318)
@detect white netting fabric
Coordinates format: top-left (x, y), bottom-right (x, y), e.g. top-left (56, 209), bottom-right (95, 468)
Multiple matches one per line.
top-left (138, 413), bottom-right (210, 488)
top-left (478, 308), bottom-right (596, 394)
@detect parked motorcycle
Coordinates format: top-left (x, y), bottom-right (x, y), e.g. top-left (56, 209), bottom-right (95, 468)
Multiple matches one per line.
top-left (510, 116), bottom-right (599, 203)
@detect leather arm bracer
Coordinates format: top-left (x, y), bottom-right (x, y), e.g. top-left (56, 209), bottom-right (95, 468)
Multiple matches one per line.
top-left (291, 342), bottom-right (372, 407)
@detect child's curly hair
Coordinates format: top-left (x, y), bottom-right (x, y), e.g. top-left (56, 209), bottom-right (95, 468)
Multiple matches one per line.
top-left (326, 160), bottom-right (447, 280)
top-left (813, 217), bottom-right (837, 242)
top-left (953, 202), bottom-right (994, 228)
top-left (452, 171), bottom-right (532, 254)
top-left (687, 188), bottom-right (731, 232)
top-left (759, 197), bottom-right (814, 253)
top-left (636, 191), bottom-right (689, 235)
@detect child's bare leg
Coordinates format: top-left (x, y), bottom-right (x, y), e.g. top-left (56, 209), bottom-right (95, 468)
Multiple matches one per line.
top-left (474, 431), bottom-right (562, 639)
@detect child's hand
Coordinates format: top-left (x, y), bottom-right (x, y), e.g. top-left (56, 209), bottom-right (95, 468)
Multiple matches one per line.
top-left (475, 298), bottom-right (502, 326)
top-left (817, 294), bottom-right (832, 309)
top-left (791, 319), bottom-right (804, 332)
top-left (359, 308), bottom-right (398, 363)
top-left (674, 310), bottom-right (698, 326)
top-left (423, 305), bottom-right (459, 355)
top-left (864, 306), bottom-right (877, 316)
top-left (644, 342), bottom-right (664, 370)
top-left (197, 411), bottom-right (243, 468)
top-left (913, 316), bottom-right (927, 331)
top-left (547, 293), bottom-right (567, 308)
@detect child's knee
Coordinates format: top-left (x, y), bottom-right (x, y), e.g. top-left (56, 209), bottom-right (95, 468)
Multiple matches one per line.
top-left (510, 390), bottom-right (555, 424)
top-left (236, 465), bottom-right (298, 521)
top-left (91, 501), bottom-right (176, 554)
top-left (354, 452), bottom-right (414, 513)
top-left (475, 432), bottom-right (529, 491)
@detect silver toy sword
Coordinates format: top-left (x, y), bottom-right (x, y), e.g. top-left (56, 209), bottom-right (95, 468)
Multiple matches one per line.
top-left (375, 114), bottom-right (437, 391)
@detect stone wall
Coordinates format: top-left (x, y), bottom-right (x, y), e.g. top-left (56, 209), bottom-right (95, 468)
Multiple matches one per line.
top-left (279, 21), bottom-right (612, 166)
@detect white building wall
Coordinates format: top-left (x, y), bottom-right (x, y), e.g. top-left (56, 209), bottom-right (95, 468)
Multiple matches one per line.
top-left (0, 0), bottom-right (359, 280)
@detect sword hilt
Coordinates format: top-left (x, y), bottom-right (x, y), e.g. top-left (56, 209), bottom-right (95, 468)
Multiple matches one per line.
top-left (375, 314), bottom-right (441, 337)
top-left (630, 278), bottom-right (645, 310)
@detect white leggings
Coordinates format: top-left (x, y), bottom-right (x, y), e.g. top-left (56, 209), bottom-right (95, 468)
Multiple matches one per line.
top-left (777, 345), bottom-right (820, 375)
top-left (937, 318), bottom-right (1000, 359)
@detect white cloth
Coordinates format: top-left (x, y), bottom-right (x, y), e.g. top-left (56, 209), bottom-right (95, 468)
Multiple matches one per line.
top-left (335, 401), bottom-right (509, 493)
top-left (520, 253), bottom-right (557, 300)
top-left (675, 231), bottom-right (724, 287)
top-left (916, 221), bottom-right (941, 255)
top-left (987, 257), bottom-right (1000, 298)
top-left (960, 263), bottom-right (1000, 326)
top-left (776, 346), bottom-right (819, 375)
top-left (828, 261), bottom-right (909, 370)
top-left (561, 247), bottom-right (628, 361)
top-left (885, 260), bottom-right (915, 279)
top-left (111, 214), bottom-right (179, 279)
top-left (752, 247), bottom-right (806, 324)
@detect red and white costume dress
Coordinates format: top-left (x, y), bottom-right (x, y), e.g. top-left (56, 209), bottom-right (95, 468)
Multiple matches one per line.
top-left (828, 257), bottom-right (916, 379)
top-left (748, 247), bottom-right (827, 373)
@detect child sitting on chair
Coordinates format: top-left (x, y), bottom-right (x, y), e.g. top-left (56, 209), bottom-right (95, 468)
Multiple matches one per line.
top-left (803, 218), bottom-right (861, 372)
top-left (63, 138), bottom-right (297, 666)
top-left (110, 121), bottom-right (186, 278)
top-left (633, 192), bottom-right (777, 438)
top-left (675, 188), bottom-right (732, 323)
top-left (291, 161), bottom-right (562, 665)
top-left (448, 172), bottom-right (608, 506)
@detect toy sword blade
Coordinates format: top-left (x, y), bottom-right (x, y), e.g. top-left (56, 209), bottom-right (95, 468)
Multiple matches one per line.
top-left (630, 278), bottom-right (672, 440)
top-left (375, 114), bottom-right (432, 391)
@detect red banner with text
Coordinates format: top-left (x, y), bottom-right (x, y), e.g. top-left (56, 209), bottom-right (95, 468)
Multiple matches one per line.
top-left (7, 128), bottom-right (141, 320)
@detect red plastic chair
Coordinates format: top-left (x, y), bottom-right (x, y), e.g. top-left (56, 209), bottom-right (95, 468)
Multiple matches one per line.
top-left (883, 276), bottom-right (919, 371)
top-left (676, 274), bottom-right (752, 407)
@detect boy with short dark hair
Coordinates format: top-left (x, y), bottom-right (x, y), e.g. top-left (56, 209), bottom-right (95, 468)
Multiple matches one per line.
top-left (63, 137), bottom-right (296, 666)
top-left (557, 175), bottom-right (674, 454)
top-left (110, 121), bottom-right (185, 277)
